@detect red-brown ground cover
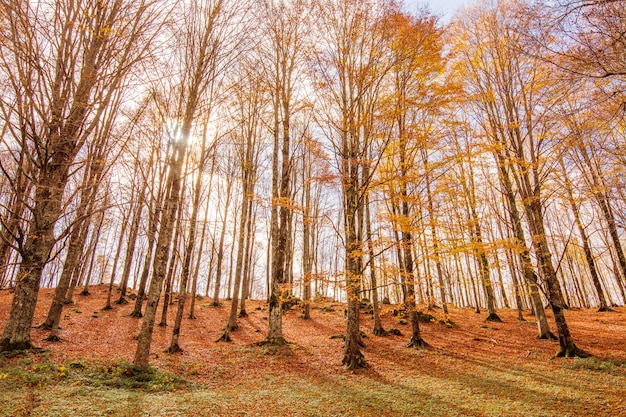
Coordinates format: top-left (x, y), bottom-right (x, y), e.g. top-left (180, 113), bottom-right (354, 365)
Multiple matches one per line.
top-left (1, 285), bottom-right (624, 380)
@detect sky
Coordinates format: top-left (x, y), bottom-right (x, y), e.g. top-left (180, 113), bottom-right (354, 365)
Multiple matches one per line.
top-left (405, 0), bottom-right (472, 21)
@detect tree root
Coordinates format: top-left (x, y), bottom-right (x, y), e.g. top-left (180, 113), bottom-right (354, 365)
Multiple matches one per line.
top-left (115, 297), bottom-right (128, 305)
top-left (0, 339), bottom-right (34, 352)
top-left (372, 326), bottom-right (388, 336)
top-left (102, 304), bottom-right (113, 311)
top-left (129, 311), bottom-right (143, 318)
top-left (538, 331), bottom-right (558, 341)
top-left (255, 337), bottom-right (289, 346)
top-left (342, 353), bottom-right (367, 370)
top-left (216, 332), bottom-right (232, 343)
top-left (407, 336), bottom-right (429, 349)
top-left (485, 313), bottom-right (503, 322)
top-left (238, 310), bottom-right (248, 318)
top-left (165, 344), bottom-right (183, 354)
top-left (555, 345), bottom-right (590, 358)
top-left (36, 322), bottom-right (53, 330)
top-left (44, 334), bottom-right (62, 342)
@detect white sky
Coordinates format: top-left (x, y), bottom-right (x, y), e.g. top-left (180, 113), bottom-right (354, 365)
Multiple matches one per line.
top-left (404, 0), bottom-right (472, 21)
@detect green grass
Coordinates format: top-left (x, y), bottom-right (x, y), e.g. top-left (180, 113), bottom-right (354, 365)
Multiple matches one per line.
top-left (1, 349), bottom-right (625, 417)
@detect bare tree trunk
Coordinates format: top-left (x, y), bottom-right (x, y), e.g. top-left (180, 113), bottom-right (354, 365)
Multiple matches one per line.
top-left (560, 158), bottom-right (610, 311)
top-left (104, 209), bottom-right (131, 310)
top-left (456, 146), bottom-right (500, 322)
top-left (494, 142), bottom-right (553, 338)
top-left (211, 175), bottom-right (233, 306)
top-left (117, 181), bottom-right (146, 305)
top-left (365, 195), bottom-right (385, 335)
top-left (239, 192), bottom-right (255, 318)
top-left (0, 0), bottom-right (166, 353)
top-left (159, 190), bottom-right (186, 327)
top-left (217, 175), bottom-right (250, 342)
top-left (40, 158), bottom-right (101, 330)
top-left (497, 213), bottom-right (525, 320)
top-left (423, 153), bottom-right (448, 314)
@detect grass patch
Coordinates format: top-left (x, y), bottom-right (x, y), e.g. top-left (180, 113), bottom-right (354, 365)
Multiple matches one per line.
top-left (564, 357), bottom-right (626, 373)
top-left (0, 353), bottom-right (185, 392)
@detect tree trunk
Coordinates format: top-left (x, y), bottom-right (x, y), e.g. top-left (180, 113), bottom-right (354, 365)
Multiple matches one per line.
top-left (493, 142), bottom-right (553, 338)
top-left (1, 160), bottom-right (69, 351)
top-left (104, 210), bottom-right (131, 310)
top-left (217, 177), bottom-right (250, 342)
top-left (560, 158), bottom-right (610, 311)
top-left (365, 195), bottom-right (385, 335)
top-left (134, 137), bottom-right (187, 366)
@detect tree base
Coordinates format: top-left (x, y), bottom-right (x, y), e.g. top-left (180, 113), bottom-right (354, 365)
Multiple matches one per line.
top-left (165, 343), bottom-right (183, 354)
top-left (102, 304), bottom-right (113, 311)
top-left (216, 332), bottom-right (232, 343)
top-left (342, 352), bottom-right (367, 370)
top-left (188, 314), bottom-right (197, 320)
top-left (36, 322), bottom-right (53, 330)
top-left (597, 306), bottom-right (615, 313)
top-left (238, 310), bottom-right (248, 318)
top-left (0, 338), bottom-right (34, 352)
top-left (44, 334), bottom-right (62, 342)
top-left (256, 337), bottom-right (289, 346)
top-left (129, 311), bottom-right (143, 318)
top-left (485, 313), bottom-right (503, 322)
top-left (407, 336), bottom-right (428, 349)
top-left (538, 331), bottom-right (558, 341)
top-left (158, 321), bottom-right (167, 327)
top-left (80, 289), bottom-right (90, 296)
top-left (115, 298), bottom-right (129, 305)
top-left (372, 325), bottom-right (388, 336)
top-left (555, 345), bottom-right (590, 358)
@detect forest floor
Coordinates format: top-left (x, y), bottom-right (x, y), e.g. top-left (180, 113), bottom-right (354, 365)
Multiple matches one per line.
top-left (0, 285), bottom-right (625, 417)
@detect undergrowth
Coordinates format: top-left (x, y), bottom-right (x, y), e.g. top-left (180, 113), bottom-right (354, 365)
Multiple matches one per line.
top-left (564, 356), bottom-right (626, 373)
top-left (0, 351), bottom-right (185, 392)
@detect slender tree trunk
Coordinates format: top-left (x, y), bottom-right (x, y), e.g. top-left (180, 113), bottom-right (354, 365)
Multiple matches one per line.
top-left (560, 158), bottom-right (610, 311)
top-left (365, 195), bottom-right (385, 335)
top-left (212, 158), bottom-right (234, 306)
top-left (423, 153), bottom-right (448, 314)
top-left (134, 135), bottom-right (187, 366)
top-left (217, 176), bottom-right (250, 342)
top-left (239, 193), bottom-right (255, 318)
top-left (495, 151), bottom-right (553, 338)
top-left (117, 187), bottom-right (146, 305)
top-left (577, 144), bottom-right (626, 298)
top-left (104, 210), bottom-right (131, 310)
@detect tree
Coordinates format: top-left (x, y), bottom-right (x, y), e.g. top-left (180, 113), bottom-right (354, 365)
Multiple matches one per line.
top-left (217, 62), bottom-right (265, 343)
top-left (258, 0), bottom-right (309, 345)
top-left (311, 0), bottom-right (394, 368)
top-left (0, 0), bottom-right (168, 352)
top-left (135, 0), bottom-right (247, 366)
top-left (379, 9), bottom-right (448, 345)
top-left (451, 0), bottom-right (583, 355)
